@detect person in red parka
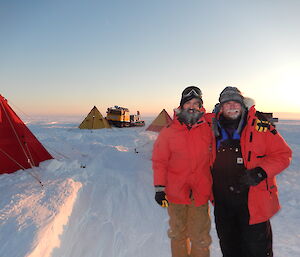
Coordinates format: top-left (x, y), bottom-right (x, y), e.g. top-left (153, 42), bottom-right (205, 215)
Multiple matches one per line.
top-left (152, 86), bottom-right (213, 257)
top-left (210, 86), bottom-right (292, 257)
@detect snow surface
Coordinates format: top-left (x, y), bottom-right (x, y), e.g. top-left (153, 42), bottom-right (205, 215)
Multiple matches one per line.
top-left (0, 117), bottom-right (299, 257)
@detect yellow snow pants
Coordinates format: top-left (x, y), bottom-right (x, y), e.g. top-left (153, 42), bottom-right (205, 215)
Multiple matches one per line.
top-left (167, 202), bottom-right (211, 257)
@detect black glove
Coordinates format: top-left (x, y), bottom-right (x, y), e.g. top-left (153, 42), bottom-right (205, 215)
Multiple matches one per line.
top-left (155, 191), bottom-right (169, 208)
top-left (239, 167), bottom-right (267, 186)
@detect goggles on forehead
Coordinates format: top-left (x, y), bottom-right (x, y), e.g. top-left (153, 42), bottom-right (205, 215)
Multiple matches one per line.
top-left (182, 88), bottom-right (201, 98)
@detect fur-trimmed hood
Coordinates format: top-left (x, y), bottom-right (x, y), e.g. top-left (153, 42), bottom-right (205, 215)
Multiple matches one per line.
top-left (211, 97), bottom-right (255, 137)
top-left (243, 97), bottom-right (255, 109)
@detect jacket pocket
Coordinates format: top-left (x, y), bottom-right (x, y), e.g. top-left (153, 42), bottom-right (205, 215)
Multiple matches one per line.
top-left (266, 178), bottom-right (278, 194)
top-left (249, 184), bottom-right (280, 223)
top-left (255, 179), bottom-right (278, 194)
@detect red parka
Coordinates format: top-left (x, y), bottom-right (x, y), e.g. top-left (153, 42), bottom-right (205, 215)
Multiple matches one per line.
top-left (152, 110), bottom-right (214, 207)
top-left (210, 106), bottom-right (292, 224)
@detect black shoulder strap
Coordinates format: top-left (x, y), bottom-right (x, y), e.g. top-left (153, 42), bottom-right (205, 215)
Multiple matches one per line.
top-left (255, 111), bottom-right (269, 121)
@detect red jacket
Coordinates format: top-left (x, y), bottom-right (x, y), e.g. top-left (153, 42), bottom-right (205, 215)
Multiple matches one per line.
top-left (210, 106), bottom-right (292, 224)
top-left (152, 111), bottom-right (214, 206)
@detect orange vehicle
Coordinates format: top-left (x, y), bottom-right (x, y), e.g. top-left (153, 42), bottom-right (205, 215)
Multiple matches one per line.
top-left (106, 106), bottom-right (145, 127)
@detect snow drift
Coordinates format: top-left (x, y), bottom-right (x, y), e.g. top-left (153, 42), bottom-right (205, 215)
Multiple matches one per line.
top-left (0, 117), bottom-right (299, 257)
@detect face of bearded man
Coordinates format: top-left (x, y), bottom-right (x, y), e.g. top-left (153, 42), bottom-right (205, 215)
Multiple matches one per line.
top-left (221, 101), bottom-right (243, 120)
top-left (177, 98), bottom-right (203, 125)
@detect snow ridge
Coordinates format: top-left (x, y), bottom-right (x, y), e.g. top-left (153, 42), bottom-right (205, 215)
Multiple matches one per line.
top-left (27, 179), bottom-right (82, 257)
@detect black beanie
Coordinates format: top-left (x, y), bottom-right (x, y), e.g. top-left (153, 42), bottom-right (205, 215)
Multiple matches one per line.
top-left (180, 86), bottom-right (203, 107)
top-left (219, 86), bottom-right (244, 106)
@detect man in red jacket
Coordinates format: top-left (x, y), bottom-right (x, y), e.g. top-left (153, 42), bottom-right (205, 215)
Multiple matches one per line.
top-left (211, 86), bottom-right (292, 257)
top-left (152, 86), bottom-right (213, 257)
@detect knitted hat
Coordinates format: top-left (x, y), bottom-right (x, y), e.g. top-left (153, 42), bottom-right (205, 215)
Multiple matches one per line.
top-left (180, 86), bottom-right (203, 107)
top-left (219, 86), bottom-right (244, 106)
top-left (215, 86), bottom-right (246, 136)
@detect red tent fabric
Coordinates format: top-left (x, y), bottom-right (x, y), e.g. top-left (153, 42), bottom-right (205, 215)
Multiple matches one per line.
top-left (0, 95), bottom-right (53, 174)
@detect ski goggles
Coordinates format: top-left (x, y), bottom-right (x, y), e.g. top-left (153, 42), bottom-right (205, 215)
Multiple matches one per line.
top-left (182, 88), bottom-right (202, 98)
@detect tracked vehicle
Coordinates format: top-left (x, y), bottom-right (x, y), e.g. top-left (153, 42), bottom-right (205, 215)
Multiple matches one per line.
top-left (106, 106), bottom-right (145, 127)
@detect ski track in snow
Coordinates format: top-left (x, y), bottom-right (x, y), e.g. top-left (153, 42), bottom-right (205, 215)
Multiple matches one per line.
top-left (0, 117), bottom-right (299, 257)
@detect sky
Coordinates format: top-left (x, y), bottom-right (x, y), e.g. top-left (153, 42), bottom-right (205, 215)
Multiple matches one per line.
top-left (1, 0), bottom-right (300, 119)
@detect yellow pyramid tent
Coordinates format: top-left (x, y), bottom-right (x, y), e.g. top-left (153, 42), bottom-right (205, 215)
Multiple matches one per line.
top-left (146, 109), bottom-right (172, 132)
top-left (79, 106), bottom-right (111, 129)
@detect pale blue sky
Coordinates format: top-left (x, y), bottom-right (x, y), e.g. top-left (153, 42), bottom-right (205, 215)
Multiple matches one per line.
top-left (1, 0), bottom-right (300, 119)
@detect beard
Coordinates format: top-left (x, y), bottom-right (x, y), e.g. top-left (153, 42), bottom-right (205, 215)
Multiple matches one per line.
top-left (177, 108), bottom-right (204, 125)
top-left (223, 109), bottom-right (242, 120)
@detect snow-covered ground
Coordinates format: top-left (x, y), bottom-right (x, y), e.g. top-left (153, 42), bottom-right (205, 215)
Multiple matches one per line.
top-left (0, 116), bottom-right (299, 257)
